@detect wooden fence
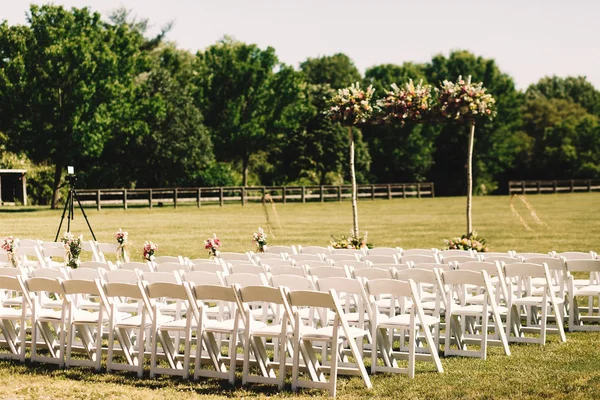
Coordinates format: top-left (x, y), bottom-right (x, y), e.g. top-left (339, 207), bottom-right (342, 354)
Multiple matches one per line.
top-left (73, 183), bottom-right (435, 210)
top-left (508, 180), bottom-right (600, 195)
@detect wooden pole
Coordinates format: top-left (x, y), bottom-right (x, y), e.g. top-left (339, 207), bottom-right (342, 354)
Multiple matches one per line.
top-left (349, 126), bottom-right (359, 237)
top-left (466, 120), bottom-right (476, 236)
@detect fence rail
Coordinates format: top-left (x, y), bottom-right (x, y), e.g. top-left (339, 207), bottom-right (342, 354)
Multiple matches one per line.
top-left (508, 180), bottom-right (600, 195)
top-left (73, 183), bottom-right (435, 210)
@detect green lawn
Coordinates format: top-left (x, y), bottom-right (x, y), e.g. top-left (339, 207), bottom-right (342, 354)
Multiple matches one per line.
top-left (0, 193), bottom-right (599, 399)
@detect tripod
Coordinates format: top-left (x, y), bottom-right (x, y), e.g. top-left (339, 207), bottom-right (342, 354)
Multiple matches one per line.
top-left (55, 177), bottom-right (97, 242)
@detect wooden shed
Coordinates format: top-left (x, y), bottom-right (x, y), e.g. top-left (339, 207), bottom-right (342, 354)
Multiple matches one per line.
top-left (0, 169), bottom-right (27, 205)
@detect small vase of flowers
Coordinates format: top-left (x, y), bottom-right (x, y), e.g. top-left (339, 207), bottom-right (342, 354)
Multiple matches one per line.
top-left (1, 236), bottom-right (19, 268)
top-left (115, 228), bottom-right (130, 262)
top-left (61, 232), bottom-right (83, 268)
top-left (143, 241), bottom-right (158, 262)
top-left (204, 234), bottom-right (222, 258)
top-left (252, 227), bottom-right (267, 253)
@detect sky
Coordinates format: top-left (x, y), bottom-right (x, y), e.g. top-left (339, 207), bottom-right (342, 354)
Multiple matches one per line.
top-left (2, 0), bottom-right (599, 90)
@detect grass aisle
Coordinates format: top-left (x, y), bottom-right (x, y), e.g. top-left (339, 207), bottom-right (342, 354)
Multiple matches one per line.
top-left (0, 193), bottom-right (598, 398)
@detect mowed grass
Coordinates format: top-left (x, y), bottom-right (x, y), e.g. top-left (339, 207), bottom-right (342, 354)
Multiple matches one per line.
top-left (0, 193), bottom-right (599, 399)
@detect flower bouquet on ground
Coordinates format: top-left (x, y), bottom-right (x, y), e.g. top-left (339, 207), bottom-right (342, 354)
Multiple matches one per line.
top-left (1, 236), bottom-right (19, 267)
top-left (204, 234), bottom-right (222, 258)
top-left (445, 231), bottom-right (488, 252)
top-left (330, 230), bottom-right (372, 250)
top-left (252, 227), bottom-right (267, 253)
top-left (61, 232), bottom-right (83, 268)
top-left (115, 228), bottom-right (130, 262)
top-left (143, 241), bottom-right (158, 262)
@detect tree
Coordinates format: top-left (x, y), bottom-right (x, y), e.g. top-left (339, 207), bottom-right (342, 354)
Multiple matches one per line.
top-left (300, 53), bottom-right (361, 89)
top-left (526, 76), bottom-right (600, 117)
top-left (0, 5), bottom-right (147, 208)
top-left (194, 38), bottom-right (304, 186)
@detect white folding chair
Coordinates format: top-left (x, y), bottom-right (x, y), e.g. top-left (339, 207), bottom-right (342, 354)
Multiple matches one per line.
top-left (119, 261), bottom-right (154, 272)
top-left (97, 242), bottom-right (128, 263)
top-left (42, 246), bottom-right (68, 268)
top-left (267, 265), bottom-right (306, 277)
top-left (229, 264), bottom-right (264, 275)
top-left (184, 284), bottom-right (241, 384)
top-left (143, 280), bottom-right (193, 379)
top-left (441, 256), bottom-right (477, 265)
top-left (24, 276), bottom-right (68, 366)
top-left (153, 256), bottom-right (185, 265)
top-left (362, 255), bottom-right (398, 265)
top-left (566, 259), bottom-right (600, 331)
top-left (366, 278), bottom-right (443, 377)
top-left (82, 240), bottom-right (101, 262)
top-left (399, 254), bottom-right (440, 265)
top-left (79, 261), bottom-right (113, 272)
top-left (304, 266), bottom-right (349, 280)
top-left (283, 288), bottom-right (372, 396)
top-left (190, 263), bottom-right (226, 274)
top-left (442, 270), bottom-right (510, 359)
top-left (155, 262), bottom-right (190, 274)
top-left (234, 285), bottom-right (291, 389)
top-left (63, 278), bottom-right (107, 370)
top-left (0, 275), bottom-right (29, 361)
top-left (504, 262), bottom-right (566, 345)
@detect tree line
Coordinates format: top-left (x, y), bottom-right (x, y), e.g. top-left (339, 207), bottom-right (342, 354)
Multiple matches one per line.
top-left (1, 4), bottom-right (599, 207)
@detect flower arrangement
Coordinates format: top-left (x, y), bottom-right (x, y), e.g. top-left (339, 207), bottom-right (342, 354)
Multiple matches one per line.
top-left (143, 241), bottom-right (158, 262)
top-left (330, 231), bottom-right (372, 250)
top-left (326, 82), bottom-right (377, 126)
top-left (1, 236), bottom-right (19, 267)
top-left (252, 227), bottom-right (267, 253)
top-left (204, 233), bottom-right (222, 258)
top-left (377, 80), bottom-right (435, 125)
top-left (115, 228), bottom-right (129, 262)
top-left (435, 76), bottom-right (497, 123)
top-left (445, 231), bottom-right (488, 252)
top-left (61, 232), bottom-right (83, 268)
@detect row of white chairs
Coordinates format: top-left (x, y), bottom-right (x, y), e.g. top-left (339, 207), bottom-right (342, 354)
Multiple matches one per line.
top-left (1, 257), bottom-right (600, 396)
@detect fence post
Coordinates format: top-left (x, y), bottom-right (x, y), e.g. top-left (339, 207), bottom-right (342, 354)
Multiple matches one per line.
top-left (123, 189), bottom-right (127, 210)
top-left (174, 188), bottom-right (178, 208)
top-left (521, 181), bottom-right (525, 194)
top-left (537, 181), bottom-right (541, 194)
top-left (417, 183), bottom-right (421, 198)
top-left (197, 188), bottom-right (201, 207)
top-left (571, 180), bottom-right (575, 192)
top-left (553, 180), bottom-right (557, 193)
top-left (371, 184), bottom-right (375, 200)
top-left (241, 187), bottom-right (245, 206)
top-left (431, 183), bottom-right (435, 198)
top-left (588, 179), bottom-right (592, 192)
top-left (320, 186), bottom-right (324, 202)
top-left (262, 186), bottom-right (266, 201)
top-left (149, 189), bottom-right (153, 209)
top-left (301, 186), bottom-right (306, 203)
top-left (282, 187), bottom-right (286, 204)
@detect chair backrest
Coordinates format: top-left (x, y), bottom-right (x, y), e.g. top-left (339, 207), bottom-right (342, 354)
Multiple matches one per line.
top-left (141, 271), bottom-right (179, 284)
top-left (270, 274), bottom-right (315, 291)
top-left (399, 254), bottom-right (439, 265)
top-left (183, 271), bottom-right (224, 286)
top-left (155, 262), bottom-right (190, 273)
top-left (0, 267), bottom-right (27, 277)
top-left (217, 252), bottom-right (251, 262)
top-left (119, 261), bottom-right (153, 272)
top-left (362, 255), bottom-right (398, 264)
top-left (42, 246), bottom-right (67, 259)
top-left (297, 246), bottom-right (330, 255)
top-left (565, 259), bottom-right (600, 272)
top-left (370, 262), bottom-right (411, 272)
top-left (367, 247), bottom-right (401, 256)
top-left (441, 255), bottom-right (476, 265)
top-left (325, 254), bottom-right (360, 263)
top-left (236, 284), bottom-right (286, 305)
top-left (17, 239), bottom-right (41, 247)
top-left (267, 265), bottom-right (305, 277)
top-left (81, 240), bottom-right (101, 261)
top-left (304, 266), bottom-right (349, 279)
top-left (523, 256), bottom-right (565, 271)
top-left (189, 259), bottom-right (220, 266)
top-left (259, 259), bottom-right (295, 268)
top-left (438, 249), bottom-right (475, 258)
top-left (69, 268), bottom-right (102, 281)
top-left (555, 251), bottom-right (597, 260)
top-left (442, 269), bottom-right (486, 287)
top-left (455, 261), bottom-right (501, 276)
top-left (103, 269), bottom-right (139, 284)
top-left (329, 248), bottom-right (366, 256)
top-left (153, 256), bottom-right (183, 265)
top-left (481, 255), bottom-right (522, 264)
top-left (401, 248), bottom-right (436, 256)
top-left (79, 261), bottom-right (112, 271)
top-left (504, 262), bottom-right (548, 279)
top-left (63, 278), bottom-right (101, 296)
top-left (25, 276), bottom-right (65, 298)
top-left (96, 242), bottom-right (119, 254)
top-left (190, 263), bottom-right (225, 274)
top-left (144, 281), bottom-right (188, 301)
top-left (514, 252), bottom-right (550, 259)
top-left (223, 272), bottom-right (268, 288)
top-left (286, 289), bottom-right (336, 309)
top-left (31, 268), bottom-right (67, 280)
top-left (228, 264), bottom-right (264, 275)
top-left (264, 245), bottom-right (296, 255)
top-left (188, 284), bottom-right (237, 302)
top-left (340, 260), bottom-right (370, 270)
top-left (411, 262), bottom-right (452, 271)
top-left (40, 241), bottom-right (64, 249)
top-left (289, 254), bottom-right (323, 263)
top-left (296, 260), bottom-right (332, 268)
top-left (351, 267), bottom-right (394, 281)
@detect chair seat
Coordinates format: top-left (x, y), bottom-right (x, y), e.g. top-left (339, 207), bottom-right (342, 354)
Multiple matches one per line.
top-left (2, 296), bottom-right (24, 307)
top-left (116, 314), bottom-right (172, 328)
top-left (204, 318), bottom-right (246, 333)
top-left (378, 313), bottom-right (440, 329)
top-left (159, 318), bottom-right (196, 330)
top-left (72, 309), bottom-right (110, 323)
top-left (452, 304), bottom-right (508, 316)
top-left (0, 306), bottom-right (23, 319)
top-left (573, 285), bottom-right (600, 297)
top-left (299, 324), bottom-right (368, 340)
top-left (512, 296), bottom-right (564, 307)
top-left (37, 309), bottom-right (64, 320)
top-left (41, 300), bottom-right (64, 309)
top-left (298, 307), bottom-right (335, 322)
top-left (159, 302), bottom-right (188, 314)
top-left (250, 323), bottom-right (292, 337)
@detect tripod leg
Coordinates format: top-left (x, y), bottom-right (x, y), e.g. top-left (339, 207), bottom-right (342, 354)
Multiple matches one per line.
top-left (72, 190), bottom-right (97, 241)
top-left (55, 190), bottom-right (72, 241)
top-left (68, 189), bottom-right (73, 233)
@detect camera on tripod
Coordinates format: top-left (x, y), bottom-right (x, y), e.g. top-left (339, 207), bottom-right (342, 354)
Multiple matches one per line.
top-left (65, 166), bottom-right (77, 185)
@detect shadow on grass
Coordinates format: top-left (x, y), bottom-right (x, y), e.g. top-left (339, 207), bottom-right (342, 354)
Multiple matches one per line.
top-left (0, 207), bottom-right (47, 213)
top-left (0, 359), bottom-right (333, 398)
